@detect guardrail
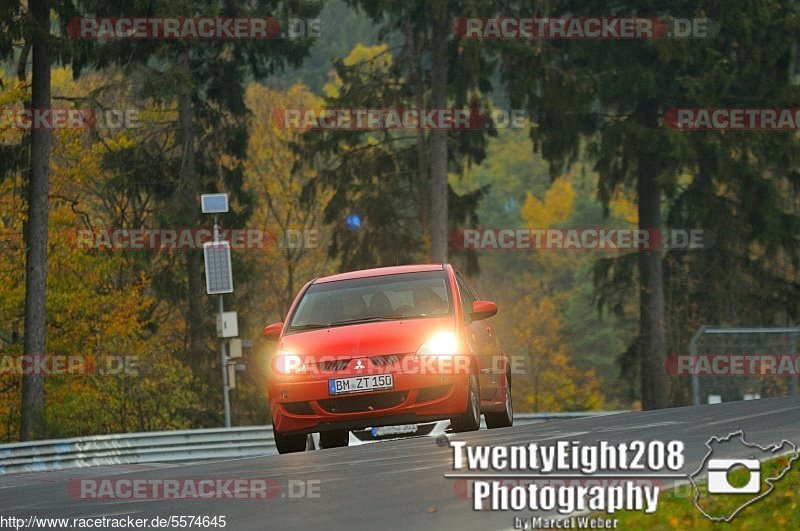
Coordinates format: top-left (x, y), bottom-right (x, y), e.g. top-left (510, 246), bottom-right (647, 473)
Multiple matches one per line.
top-left (0, 411), bottom-right (629, 475)
top-left (0, 427), bottom-right (276, 475)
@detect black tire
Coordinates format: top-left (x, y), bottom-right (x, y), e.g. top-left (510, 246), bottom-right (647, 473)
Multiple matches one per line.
top-left (450, 373), bottom-right (481, 432)
top-left (275, 431), bottom-right (307, 454)
top-left (319, 429), bottom-right (349, 449)
top-left (485, 373), bottom-right (513, 428)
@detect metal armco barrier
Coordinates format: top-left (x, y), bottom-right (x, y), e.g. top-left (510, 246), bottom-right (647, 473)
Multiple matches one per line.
top-left (0, 411), bottom-right (629, 475)
top-left (0, 426), bottom-right (276, 475)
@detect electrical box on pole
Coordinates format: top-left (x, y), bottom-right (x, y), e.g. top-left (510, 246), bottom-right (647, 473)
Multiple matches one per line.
top-left (216, 311), bottom-right (239, 338)
top-left (228, 338), bottom-right (243, 358)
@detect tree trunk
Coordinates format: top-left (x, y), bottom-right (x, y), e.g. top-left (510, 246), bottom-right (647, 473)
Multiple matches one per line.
top-left (404, 18), bottom-right (430, 251)
top-left (284, 258), bottom-right (294, 318)
top-left (177, 52), bottom-right (206, 367)
top-left (636, 101), bottom-right (668, 410)
top-left (20, 0), bottom-right (51, 441)
top-left (428, 0), bottom-right (449, 263)
top-left (186, 249), bottom-right (205, 363)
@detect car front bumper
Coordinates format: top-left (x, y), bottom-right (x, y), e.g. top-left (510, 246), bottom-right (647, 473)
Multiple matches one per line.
top-left (269, 358), bottom-right (471, 435)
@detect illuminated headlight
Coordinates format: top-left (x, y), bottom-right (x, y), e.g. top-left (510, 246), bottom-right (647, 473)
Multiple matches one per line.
top-left (273, 351), bottom-right (307, 374)
top-left (416, 331), bottom-right (459, 356)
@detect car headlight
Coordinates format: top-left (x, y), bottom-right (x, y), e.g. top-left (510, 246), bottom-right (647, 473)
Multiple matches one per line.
top-left (273, 351), bottom-right (307, 374)
top-left (416, 331), bottom-right (459, 356)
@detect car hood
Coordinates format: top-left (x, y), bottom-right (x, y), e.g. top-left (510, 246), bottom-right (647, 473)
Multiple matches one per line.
top-left (279, 317), bottom-right (454, 359)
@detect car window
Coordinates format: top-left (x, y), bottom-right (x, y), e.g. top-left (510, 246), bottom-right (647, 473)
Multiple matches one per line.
top-left (289, 271), bottom-right (452, 330)
top-left (455, 272), bottom-right (478, 319)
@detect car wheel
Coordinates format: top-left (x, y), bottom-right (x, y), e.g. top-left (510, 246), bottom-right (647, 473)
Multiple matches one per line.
top-left (319, 429), bottom-right (349, 449)
top-left (485, 373), bottom-right (513, 428)
top-left (450, 373), bottom-right (480, 432)
top-left (275, 431), bottom-right (307, 454)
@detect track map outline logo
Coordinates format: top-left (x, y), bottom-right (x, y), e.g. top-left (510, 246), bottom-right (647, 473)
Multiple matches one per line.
top-left (689, 430), bottom-right (799, 522)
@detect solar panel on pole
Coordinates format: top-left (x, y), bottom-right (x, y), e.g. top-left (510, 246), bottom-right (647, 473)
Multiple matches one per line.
top-left (204, 241), bottom-right (234, 294)
top-left (201, 193), bottom-right (229, 213)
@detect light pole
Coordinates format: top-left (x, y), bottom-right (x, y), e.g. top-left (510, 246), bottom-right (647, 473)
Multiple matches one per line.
top-left (214, 213), bottom-right (231, 428)
top-left (201, 193), bottom-right (235, 427)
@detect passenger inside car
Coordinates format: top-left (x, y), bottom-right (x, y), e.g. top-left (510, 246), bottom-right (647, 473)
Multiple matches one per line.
top-left (341, 292), bottom-right (368, 320)
top-left (412, 286), bottom-right (447, 315)
top-left (366, 292), bottom-right (394, 317)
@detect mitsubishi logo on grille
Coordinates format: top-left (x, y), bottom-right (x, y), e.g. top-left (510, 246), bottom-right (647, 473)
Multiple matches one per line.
top-left (354, 359), bottom-right (365, 371)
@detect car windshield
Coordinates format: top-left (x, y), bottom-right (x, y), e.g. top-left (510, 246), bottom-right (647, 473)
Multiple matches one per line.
top-left (288, 271), bottom-right (452, 331)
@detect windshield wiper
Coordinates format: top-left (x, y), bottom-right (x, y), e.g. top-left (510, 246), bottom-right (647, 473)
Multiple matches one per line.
top-left (291, 315), bottom-right (408, 331)
top-left (327, 316), bottom-right (399, 326)
top-left (289, 323), bottom-right (330, 331)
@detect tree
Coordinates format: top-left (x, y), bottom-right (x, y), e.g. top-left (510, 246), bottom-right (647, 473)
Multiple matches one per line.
top-left (507, 293), bottom-right (604, 412)
top-left (71, 0), bottom-right (322, 424)
top-left (296, 13), bottom-right (492, 269)
top-left (0, 65), bottom-right (210, 440)
top-left (20, 0), bottom-right (53, 440)
top-left (344, 0), bottom-right (494, 265)
top-left (428, 0), bottom-right (450, 262)
top-left (243, 82), bottom-right (333, 316)
top-left (494, 0), bottom-right (800, 409)
top-left (8, 0), bottom-right (94, 444)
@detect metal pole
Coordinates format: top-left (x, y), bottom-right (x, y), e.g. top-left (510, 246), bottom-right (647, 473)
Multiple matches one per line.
top-left (790, 333), bottom-right (799, 396)
top-left (214, 215), bottom-right (232, 427)
top-left (689, 326), bottom-right (706, 406)
top-left (219, 293), bottom-right (231, 427)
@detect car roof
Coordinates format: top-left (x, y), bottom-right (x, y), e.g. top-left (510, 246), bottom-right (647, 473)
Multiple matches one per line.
top-left (313, 264), bottom-right (446, 284)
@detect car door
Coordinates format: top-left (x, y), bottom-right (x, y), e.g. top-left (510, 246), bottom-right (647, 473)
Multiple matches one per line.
top-left (455, 272), bottom-right (500, 397)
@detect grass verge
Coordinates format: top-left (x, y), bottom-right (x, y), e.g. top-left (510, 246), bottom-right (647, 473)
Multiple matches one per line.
top-left (606, 453), bottom-right (799, 529)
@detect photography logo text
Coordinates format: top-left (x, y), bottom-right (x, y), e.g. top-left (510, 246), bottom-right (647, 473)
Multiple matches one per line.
top-left (446, 439), bottom-right (686, 528)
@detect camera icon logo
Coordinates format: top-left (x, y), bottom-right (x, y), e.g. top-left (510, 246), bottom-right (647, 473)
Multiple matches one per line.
top-left (706, 459), bottom-right (760, 494)
top-left (691, 431), bottom-right (799, 522)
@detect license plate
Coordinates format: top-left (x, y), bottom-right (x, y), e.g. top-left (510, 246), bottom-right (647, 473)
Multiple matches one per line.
top-left (371, 424), bottom-right (418, 437)
top-left (329, 374), bottom-right (394, 395)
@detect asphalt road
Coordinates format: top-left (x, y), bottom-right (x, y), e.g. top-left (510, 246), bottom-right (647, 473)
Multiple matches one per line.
top-left (1, 396), bottom-right (798, 530)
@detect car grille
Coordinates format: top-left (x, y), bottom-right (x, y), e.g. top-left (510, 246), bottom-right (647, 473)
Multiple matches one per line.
top-left (415, 384), bottom-right (452, 403)
top-left (370, 354), bottom-right (401, 367)
top-left (282, 401), bottom-right (314, 415)
top-left (318, 391), bottom-right (408, 413)
top-left (317, 359), bottom-right (350, 371)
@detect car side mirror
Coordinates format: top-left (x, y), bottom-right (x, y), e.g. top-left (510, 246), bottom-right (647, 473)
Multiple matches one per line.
top-left (470, 300), bottom-right (497, 321)
top-left (263, 322), bottom-right (283, 341)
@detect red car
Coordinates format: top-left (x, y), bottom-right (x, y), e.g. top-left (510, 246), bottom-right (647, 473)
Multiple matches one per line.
top-left (264, 264), bottom-right (513, 454)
